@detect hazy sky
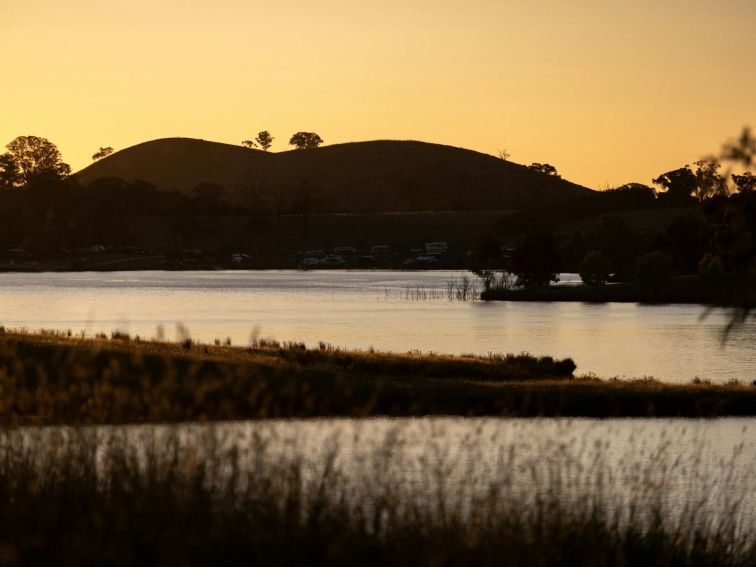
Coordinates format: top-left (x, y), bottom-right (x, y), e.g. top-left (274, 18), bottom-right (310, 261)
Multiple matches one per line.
top-left (1, 0), bottom-right (754, 188)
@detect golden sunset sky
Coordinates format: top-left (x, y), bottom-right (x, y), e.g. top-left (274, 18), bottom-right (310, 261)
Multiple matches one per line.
top-left (1, 0), bottom-right (754, 188)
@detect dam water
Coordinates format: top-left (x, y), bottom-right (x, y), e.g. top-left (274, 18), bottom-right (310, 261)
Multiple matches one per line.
top-left (1, 269), bottom-right (754, 383)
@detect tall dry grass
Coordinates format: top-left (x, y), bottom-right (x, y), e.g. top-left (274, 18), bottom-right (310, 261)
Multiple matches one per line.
top-left (1, 329), bottom-right (754, 424)
top-left (0, 421), bottom-right (752, 566)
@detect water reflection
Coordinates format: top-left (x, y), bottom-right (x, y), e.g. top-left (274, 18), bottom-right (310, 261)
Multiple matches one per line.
top-left (12, 417), bottom-right (755, 540)
top-left (0, 270), bottom-right (754, 383)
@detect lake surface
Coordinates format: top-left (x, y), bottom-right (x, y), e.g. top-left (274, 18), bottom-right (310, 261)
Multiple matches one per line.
top-left (1, 269), bottom-right (754, 383)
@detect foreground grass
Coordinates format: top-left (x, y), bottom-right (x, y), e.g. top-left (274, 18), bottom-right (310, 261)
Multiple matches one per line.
top-left (0, 330), bottom-right (753, 424)
top-left (0, 425), bottom-right (752, 566)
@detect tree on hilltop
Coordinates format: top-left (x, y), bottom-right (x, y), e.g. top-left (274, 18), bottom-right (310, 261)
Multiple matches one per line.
top-left (255, 131), bottom-right (274, 151)
top-left (0, 135), bottom-right (71, 188)
top-left (528, 163), bottom-right (560, 177)
top-left (92, 147), bottom-right (114, 161)
top-left (693, 158), bottom-right (727, 200)
top-left (241, 140), bottom-right (258, 149)
top-left (289, 132), bottom-right (323, 150)
top-left (732, 172), bottom-right (754, 193)
top-left (0, 154), bottom-right (19, 189)
top-left (653, 166), bottom-right (697, 204)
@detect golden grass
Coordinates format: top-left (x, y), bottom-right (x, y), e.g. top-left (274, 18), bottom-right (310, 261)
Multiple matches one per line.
top-left (0, 329), bottom-right (753, 425)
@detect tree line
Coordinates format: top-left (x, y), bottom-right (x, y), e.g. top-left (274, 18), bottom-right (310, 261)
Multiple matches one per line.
top-left (240, 131), bottom-right (323, 151)
top-left (474, 128), bottom-right (754, 316)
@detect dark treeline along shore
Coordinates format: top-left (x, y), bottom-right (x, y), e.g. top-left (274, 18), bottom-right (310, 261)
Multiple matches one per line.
top-left (0, 131), bottom-right (754, 314)
top-left (472, 128), bottom-right (755, 311)
top-left (0, 136), bottom-right (587, 271)
top-left (2, 329), bottom-right (754, 426)
top-left (0, 131), bottom-right (750, 353)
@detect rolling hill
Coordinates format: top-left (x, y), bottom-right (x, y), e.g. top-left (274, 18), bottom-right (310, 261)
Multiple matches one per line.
top-left (75, 138), bottom-right (593, 214)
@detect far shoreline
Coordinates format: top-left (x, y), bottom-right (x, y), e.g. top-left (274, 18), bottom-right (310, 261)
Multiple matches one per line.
top-left (481, 273), bottom-right (743, 306)
top-left (1, 263), bottom-right (744, 307)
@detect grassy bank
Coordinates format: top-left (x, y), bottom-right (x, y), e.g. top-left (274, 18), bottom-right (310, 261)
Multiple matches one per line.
top-left (0, 330), bottom-right (753, 424)
top-left (0, 425), bottom-right (752, 566)
top-left (481, 274), bottom-right (739, 305)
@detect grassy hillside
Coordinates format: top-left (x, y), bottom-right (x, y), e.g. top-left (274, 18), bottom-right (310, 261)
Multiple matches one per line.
top-left (74, 138), bottom-right (592, 213)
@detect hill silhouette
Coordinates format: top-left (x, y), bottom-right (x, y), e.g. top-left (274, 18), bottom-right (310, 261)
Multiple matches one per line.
top-left (75, 138), bottom-right (592, 213)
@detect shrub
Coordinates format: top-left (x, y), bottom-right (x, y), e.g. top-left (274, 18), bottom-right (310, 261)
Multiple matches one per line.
top-left (698, 253), bottom-right (725, 292)
top-left (636, 251), bottom-right (672, 295)
top-left (579, 250), bottom-right (610, 286)
top-left (471, 268), bottom-right (497, 291)
top-left (511, 233), bottom-right (561, 287)
top-left (471, 269), bottom-right (514, 293)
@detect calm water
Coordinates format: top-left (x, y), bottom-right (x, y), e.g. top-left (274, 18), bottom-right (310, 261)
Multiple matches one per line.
top-left (1, 270), bottom-right (754, 383)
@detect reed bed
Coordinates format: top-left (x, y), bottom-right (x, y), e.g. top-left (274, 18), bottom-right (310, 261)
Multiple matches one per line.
top-left (0, 419), bottom-right (753, 566)
top-left (382, 276), bottom-right (479, 301)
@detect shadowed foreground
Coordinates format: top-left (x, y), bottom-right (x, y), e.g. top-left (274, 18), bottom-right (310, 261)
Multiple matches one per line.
top-left (0, 330), bottom-right (753, 424)
top-left (0, 425), bottom-right (752, 566)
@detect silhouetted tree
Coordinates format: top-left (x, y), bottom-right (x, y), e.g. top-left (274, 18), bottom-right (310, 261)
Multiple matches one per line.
top-left (255, 131), bottom-right (274, 151)
top-left (721, 126), bottom-right (755, 169)
top-left (701, 195), bottom-right (737, 269)
top-left (472, 269), bottom-right (497, 292)
top-left (594, 216), bottom-right (640, 278)
top-left (579, 250), bottom-right (610, 286)
top-left (732, 172), bottom-right (755, 193)
top-left (528, 163), bottom-right (559, 177)
top-left (693, 158), bottom-right (727, 200)
top-left (0, 136), bottom-right (70, 188)
top-left (497, 148), bottom-right (510, 160)
top-left (241, 140), bottom-right (258, 149)
top-left (0, 153), bottom-right (19, 188)
top-left (717, 127), bottom-right (756, 330)
top-left (92, 147), bottom-right (114, 161)
top-left (193, 182), bottom-right (226, 205)
top-left (636, 251), bottom-right (672, 295)
top-left (289, 132), bottom-right (323, 150)
top-left (653, 166), bottom-right (696, 204)
top-left (698, 253), bottom-right (724, 294)
top-left (612, 182), bottom-right (655, 194)
top-left (559, 231), bottom-right (589, 270)
top-left (511, 233), bottom-right (561, 287)
top-left (657, 214), bottom-right (709, 273)
top-left (476, 233), bottom-right (503, 265)
top-left (604, 183), bottom-right (657, 209)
